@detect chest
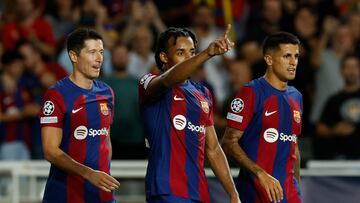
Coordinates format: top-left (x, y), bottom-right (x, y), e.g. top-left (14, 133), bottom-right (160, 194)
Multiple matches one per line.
top-left (66, 94), bottom-right (112, 129)
top-left (255, 94), bottom-right (301, 135)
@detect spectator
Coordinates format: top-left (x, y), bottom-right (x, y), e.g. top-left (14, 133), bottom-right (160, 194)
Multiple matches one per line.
top-left (127, 25), bottom-right (156, 79)
top-left (0, 51), bottom-right (39, 160)
top-left (191, 2), bottom-right (236, 106)
top-left (18, 41), bottom-right (68, 89)
top-left (44, 0), bottom-right (77, 43)
top-left (101, 43), bottom-right (146, 159)
top-left (1, 0), bottom-right (56, 57)
top-left (310, 18), bottom-right (355, 123)
top-left (315, 55), bottom-right (360, 159)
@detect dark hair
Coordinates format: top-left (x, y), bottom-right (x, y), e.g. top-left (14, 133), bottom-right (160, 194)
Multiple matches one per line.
top-left (341, 54), bottom-right (359, 69)
top-left (262, 32), bottom-right (300, 55)
top-left (66, 28), bottom-right (103, 55)
top-left (1, 51), bottom-right (23, 65)
top-left (155, 27), bottom-right (198, 71)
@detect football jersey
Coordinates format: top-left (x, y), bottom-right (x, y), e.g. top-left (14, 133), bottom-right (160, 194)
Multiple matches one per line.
top-left (139, 73), bottom-right (214, 203)
top-left (39, 77), bottom-right (115, 203)
top-left (226, 77), bottom-right (302, 203)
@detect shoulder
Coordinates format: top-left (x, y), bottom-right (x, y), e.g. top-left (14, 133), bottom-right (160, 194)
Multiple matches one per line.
top-left (139, 73), bottom-right (158, 90)
top-left (94, 79), bottom-right (112, 90)
top-left (287, 86), bottom-right (303, 98)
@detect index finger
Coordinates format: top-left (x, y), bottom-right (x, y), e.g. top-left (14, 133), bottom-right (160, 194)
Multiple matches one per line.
top-left (223, 24), bottom-right (232, 38)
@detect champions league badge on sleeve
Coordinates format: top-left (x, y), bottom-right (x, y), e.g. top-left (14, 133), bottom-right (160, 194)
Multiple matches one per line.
top-left (43, 101), bottom-right (55, 115)
top-left (230, 98), bottom-right (244, 113)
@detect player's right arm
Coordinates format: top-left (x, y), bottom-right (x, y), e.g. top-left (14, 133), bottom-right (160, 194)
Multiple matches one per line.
top-left (42, 127), bottom-right (120, 192)
top-left (143, 24), bottom-right (234, 101)
top-left (222, 128), bottom-right (283, 203)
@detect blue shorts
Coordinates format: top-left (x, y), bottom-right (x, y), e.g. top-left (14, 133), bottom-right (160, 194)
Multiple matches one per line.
top-left (147, 195), bottom-right (201, 203)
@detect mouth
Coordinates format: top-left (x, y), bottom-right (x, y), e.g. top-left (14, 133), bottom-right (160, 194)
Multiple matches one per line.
top-left (92, 65), bottom-right (101, 72)
top-left (288, 67), bottom-right (296, 74)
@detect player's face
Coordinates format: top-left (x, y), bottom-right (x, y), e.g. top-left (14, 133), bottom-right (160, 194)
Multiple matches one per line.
top-left (268, 44), bottom-right (299, 82)
top-left (164, 36), bottom-right (196, 70)
top-left (76, 39), bottom-right (104, 79)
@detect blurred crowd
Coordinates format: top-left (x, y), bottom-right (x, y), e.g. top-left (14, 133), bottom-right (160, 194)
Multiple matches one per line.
top-left (1, 0), bottom-right (360, 163)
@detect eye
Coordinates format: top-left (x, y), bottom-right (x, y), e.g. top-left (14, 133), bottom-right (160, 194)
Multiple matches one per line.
top-left (177, 51), bottom-right (183, 56)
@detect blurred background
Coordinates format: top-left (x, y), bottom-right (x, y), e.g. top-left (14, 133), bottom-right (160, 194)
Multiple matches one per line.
top-left (1, 0), bottom-right (360, 202)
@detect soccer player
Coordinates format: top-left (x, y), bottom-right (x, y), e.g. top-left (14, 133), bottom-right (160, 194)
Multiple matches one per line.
top-left (139, 25), bottom-right (240, 203)
top-left (222, 32), bottom-right (302, 203)
top-left (39, 28), bottom-right (120, 203)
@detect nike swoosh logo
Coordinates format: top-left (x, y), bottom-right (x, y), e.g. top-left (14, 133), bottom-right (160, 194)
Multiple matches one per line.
top-left (174, 95), bottom-right (185, 101)
top-left (265, 110), bottom-right (277, 116)
top-left (72, 107), bottom-right (83, 114)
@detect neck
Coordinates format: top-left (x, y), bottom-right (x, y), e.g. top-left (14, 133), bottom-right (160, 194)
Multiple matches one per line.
top-left (69, 72), bottom-right (93, 89)
top-left (264, 70), bottom-right (288, 91)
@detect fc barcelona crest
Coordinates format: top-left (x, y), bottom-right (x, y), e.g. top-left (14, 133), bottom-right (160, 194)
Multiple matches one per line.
top-left (201, 101), bottom-right (209, 114)
top-left (293, 110), bottom-right (301, 123)
top-left (100, 103), bottom-right (109, 116)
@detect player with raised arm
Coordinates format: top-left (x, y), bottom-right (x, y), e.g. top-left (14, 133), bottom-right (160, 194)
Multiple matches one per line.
top-left (139, 25), bottom-right (240, 203)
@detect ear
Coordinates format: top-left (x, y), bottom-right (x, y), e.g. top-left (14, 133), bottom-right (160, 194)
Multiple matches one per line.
top-left (159, 52), bottom-right (168, 64)
top-left (69, 50), bottom-right (78, 63)
top-left (264, 55), bottom-right (272, 66)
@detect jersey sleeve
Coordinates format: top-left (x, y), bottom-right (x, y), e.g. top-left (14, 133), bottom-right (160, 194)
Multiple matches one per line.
top-left (226, 86), bottom-right (256, 131)
top-left (39, 89), bottom-right (66, 128)
top-left (138, 73), bottom-right (158, 104)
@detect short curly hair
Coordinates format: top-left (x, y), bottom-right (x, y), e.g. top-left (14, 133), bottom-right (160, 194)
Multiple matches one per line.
top-left (154, 27), bottom-right (198, 72)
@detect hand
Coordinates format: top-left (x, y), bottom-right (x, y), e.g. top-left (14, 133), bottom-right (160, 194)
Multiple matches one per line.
top-left (257, 170), bottom-right (283, 203)
top-left (206, 24), bottom-right (235, 57)
top-left (85, 169), bottom-right (120, 192)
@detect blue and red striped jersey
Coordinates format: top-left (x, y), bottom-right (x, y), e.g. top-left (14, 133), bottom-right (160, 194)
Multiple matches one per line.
top-left (39, 77), bottom-right (115, 203)
top-left (139, 73), bottom-right (214, 203)
top-left (227, 77), bottom-right (303, 203)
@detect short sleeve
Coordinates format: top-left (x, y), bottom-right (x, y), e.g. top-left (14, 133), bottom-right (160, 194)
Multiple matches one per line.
top-left (226, 86), bottom-right (256, 131)
top-left (39, 89), bottom-right (66, 128)
top-left (138, 73), bottom-right (158, 104)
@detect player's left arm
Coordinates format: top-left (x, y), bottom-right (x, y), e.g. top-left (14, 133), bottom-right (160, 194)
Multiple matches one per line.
top-left (294, 143), bottom-right (301, 184)
top-left (205, 126), bottom-right (240, 203)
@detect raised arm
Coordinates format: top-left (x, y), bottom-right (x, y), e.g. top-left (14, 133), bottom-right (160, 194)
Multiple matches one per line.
top-left (205, 126), bottom-right (240, 203)
top-left (42, 126), bottom-right (120, 192)
top-left (222, 127), bottom-right (283, 203)
top-left (145, 24), bottom-right (234, 99)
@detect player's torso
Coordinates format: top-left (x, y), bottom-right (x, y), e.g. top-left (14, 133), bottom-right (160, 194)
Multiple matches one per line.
top-left (141, 81), bottom-right (212, 201)
top-left (242, 80), bottom-right (302, 176)
top-left (59, 82), bottom-right (112, 168)
top-left (43, 78), bottom-right (115, 202)
top-left (238, 79), bottom-right (303, 203)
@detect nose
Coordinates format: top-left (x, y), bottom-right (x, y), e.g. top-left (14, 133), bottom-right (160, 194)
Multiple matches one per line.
top-left (290, 56), bottom-right (297, 66)
top-left (96, 52), bottom-right (103, 63)
top-left (184, 52), bottom-right (192, 60)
